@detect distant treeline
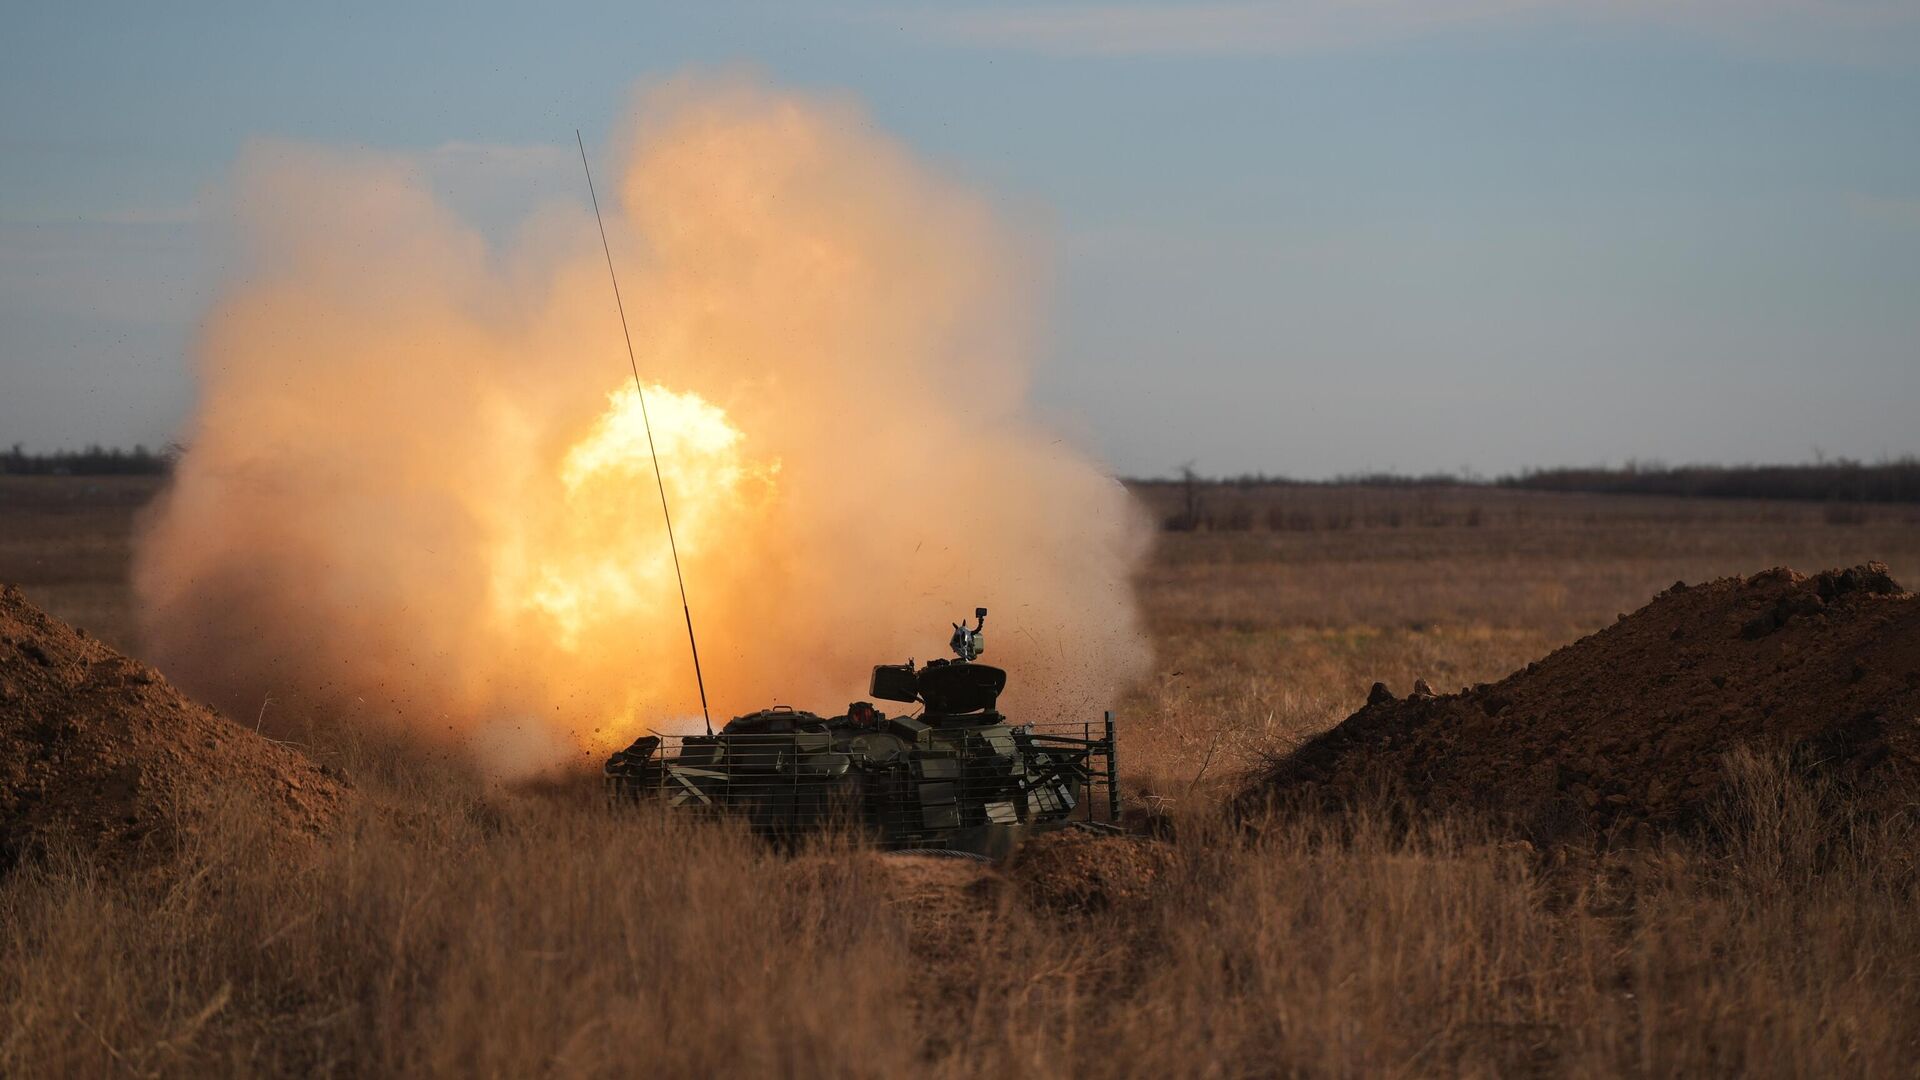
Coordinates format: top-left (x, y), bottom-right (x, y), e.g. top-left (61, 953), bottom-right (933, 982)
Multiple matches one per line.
top-left (2, 443), bottom-right (174, 476)
top-left (8, 443), bottom-right (1918, 503)
top-left (1499, 460), bottom-right (1920, 504)
top-left (1128, 458), bottom-right (1920, 505)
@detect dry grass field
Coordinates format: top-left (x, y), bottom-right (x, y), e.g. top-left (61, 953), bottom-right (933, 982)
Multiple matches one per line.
top-left (1122, 482), bottom-right (1920, 805)
top-left (0, 476), bottom-right (155, 649)
top-left (5, 475), bottom-right (1920, 1076)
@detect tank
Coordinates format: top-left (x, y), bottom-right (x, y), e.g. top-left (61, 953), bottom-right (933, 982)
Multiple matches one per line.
top-left (604, 608), bottom-right (1119, 858)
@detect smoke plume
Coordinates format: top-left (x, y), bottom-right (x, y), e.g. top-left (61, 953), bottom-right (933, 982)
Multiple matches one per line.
top-left (135, 78), bottom-right (1151, 775)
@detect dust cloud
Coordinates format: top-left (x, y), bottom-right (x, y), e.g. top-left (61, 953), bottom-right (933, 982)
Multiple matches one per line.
top-left (134, 78), bottom-right (1152, 775)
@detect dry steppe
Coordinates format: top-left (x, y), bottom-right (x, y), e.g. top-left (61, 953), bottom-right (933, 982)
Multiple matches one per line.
top-left (5, 475), bottom-right (1920, 1076)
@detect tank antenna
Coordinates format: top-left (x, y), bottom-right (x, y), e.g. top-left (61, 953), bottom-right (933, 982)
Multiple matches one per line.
top-left (576, 129), bottom-right (712, 736)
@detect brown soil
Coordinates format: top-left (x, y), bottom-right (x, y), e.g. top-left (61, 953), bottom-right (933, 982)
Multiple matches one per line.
top-left (0, 584), bottom-right (348, 868)
top-left (1005, 827), bottom-right (1176, 912)
top-left (1247, 564), bottom-right (1920, 846)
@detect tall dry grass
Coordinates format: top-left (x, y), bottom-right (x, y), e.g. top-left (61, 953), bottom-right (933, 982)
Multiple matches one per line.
top-left (4, 750), bottom-right (1916, 1077)
top-left (1, 767), bottom-right (919, 1076)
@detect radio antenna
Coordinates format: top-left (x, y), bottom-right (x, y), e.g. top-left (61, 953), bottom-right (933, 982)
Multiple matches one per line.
top-left (575, 129), bottom-right (713, 736)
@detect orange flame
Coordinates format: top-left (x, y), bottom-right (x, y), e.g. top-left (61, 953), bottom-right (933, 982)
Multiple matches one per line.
top-left (498, 383), bottom-right (777, 657)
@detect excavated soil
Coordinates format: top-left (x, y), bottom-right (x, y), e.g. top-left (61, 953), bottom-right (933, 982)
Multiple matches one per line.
top-left (1005, 828), bottom-right (1176, 912)
top-left (0, 585), bottom-right (348, 868)
top-left (1247, 564), bottom-right (1920, 846)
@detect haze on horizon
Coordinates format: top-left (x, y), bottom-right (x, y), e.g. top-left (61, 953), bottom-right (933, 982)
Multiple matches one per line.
top-left (3, 1), bottom-right (1918, 480)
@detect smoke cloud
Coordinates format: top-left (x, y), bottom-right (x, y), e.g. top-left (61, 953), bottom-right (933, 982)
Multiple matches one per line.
top-left (134, 78), bottom-right (1152, 775)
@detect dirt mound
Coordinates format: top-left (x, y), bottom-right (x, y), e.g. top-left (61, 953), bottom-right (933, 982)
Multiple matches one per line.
top-left (1005, 828), bottom-right (1175, 912)
top-left (0, 584), bottom-right (348, 868)
top-left (1247, 564), bottom-right (1920, 846)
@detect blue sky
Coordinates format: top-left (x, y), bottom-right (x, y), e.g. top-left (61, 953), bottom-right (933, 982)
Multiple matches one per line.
top-left (4, 1), bottom-right (1918, 476)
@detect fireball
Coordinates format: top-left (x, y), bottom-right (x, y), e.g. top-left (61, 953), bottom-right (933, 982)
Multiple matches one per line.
top-left (499, 383), bottom-right (778, 652)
